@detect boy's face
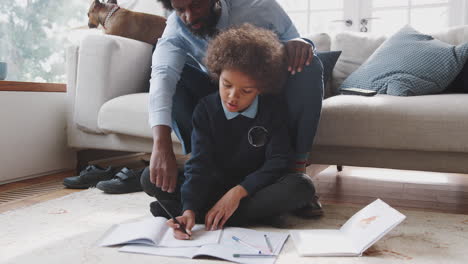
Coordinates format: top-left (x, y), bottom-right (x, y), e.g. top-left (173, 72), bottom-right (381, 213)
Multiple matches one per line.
top-left (219, 69), bottom-right (261, 113)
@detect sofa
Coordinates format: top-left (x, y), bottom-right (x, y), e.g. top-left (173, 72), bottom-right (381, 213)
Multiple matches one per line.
top-left (66, 25), bottom-right (468, 174)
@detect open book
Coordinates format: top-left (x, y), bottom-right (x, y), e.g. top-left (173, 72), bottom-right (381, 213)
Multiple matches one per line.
top-left (290, 199), bottom-right (406, 257)
top-left (98, 216), bottom-right (222, 247)
top-left (120, 227), bottom-right (289, 264)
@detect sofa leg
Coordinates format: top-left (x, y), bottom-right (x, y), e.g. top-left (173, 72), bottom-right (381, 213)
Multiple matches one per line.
top-left (76, 149), bottom-right (136, 172)
top-left (337, 165), bottom-right (343, 172)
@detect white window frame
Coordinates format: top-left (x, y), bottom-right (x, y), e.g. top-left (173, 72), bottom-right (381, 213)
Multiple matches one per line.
top-left (278, 0), bottom-right (468, 34)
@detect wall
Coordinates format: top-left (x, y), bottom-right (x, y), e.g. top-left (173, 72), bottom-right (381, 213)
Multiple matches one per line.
top-left (0, 91), bottom-right (76, 184)
top-left (119, 0), bottom-right (165, 15)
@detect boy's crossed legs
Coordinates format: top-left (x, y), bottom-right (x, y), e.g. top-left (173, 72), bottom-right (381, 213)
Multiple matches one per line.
top-left (140, 167), bottom-right (317, 227)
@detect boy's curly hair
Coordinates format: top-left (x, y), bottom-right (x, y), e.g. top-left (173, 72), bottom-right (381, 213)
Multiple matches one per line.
top-left (204, 24), bottom-right (287, 94)
top-left (157, 0), bottom-right (173, 10)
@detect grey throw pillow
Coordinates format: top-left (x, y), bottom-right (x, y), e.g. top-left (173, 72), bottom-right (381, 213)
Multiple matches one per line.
top-left (340, 25), bottom-right (468, 96)
top-left (316, 51), bottom-right (341, 98)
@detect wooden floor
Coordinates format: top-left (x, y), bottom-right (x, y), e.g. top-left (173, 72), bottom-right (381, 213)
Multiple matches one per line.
top-left (1, 164), bottom-right (468, 215)
top-left (311, 165), bottom-right (468, 214)
top-left (0, 170), bottom-right (82, 213)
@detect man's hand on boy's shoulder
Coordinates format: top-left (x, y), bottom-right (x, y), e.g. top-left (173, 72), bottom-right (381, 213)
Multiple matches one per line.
top-left (205, 185), bottom-right (248, 231)
top-left (285, 38), bottom-right (314, 75)
top-left (167, 210), bottom-right (195, 240)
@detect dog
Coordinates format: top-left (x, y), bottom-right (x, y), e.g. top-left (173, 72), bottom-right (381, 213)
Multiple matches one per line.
top-left (87, 0), bottom-right (166, 46)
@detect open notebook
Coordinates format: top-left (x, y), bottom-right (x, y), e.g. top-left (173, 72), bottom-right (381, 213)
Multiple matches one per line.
top-left (120, 227), bottom-right (289, 264)
top-left (290, 199), bottom-right (406, 257)
top-left (98, 216), bottom-right (222, 247)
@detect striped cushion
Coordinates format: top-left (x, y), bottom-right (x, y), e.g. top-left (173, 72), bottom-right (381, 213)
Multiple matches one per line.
top-left (340, 25), bottom-right (468, 96)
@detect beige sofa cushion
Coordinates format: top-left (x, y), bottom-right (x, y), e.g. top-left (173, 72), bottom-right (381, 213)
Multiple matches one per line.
top-left (315, 94), bottom-right (468, 153)
top-left (98, 93), bottom-right (180, 143)
top-left (331, 32), bottom-right (387, 93)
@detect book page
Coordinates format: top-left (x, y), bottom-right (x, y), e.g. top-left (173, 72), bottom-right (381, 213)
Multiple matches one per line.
top-left (340, 199), bottom-right (406, 254)
top-left (194, 227), bottom-right (289, 264)
top-left (158, 224), bottom-right (222, 247)
top-left (98, 217), bottom-right (168, 247)
top-left (119, 245), bottom-right (199, 258)
top-left (290, 230), bottom-right (358, 256)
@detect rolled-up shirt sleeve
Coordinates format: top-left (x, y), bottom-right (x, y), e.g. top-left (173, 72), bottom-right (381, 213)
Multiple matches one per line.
top-left (148, 18), bottom-right (189, 129)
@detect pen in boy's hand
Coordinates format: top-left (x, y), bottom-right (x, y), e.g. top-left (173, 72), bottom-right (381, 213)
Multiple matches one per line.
top-left (156, 200), bottom-right (191, 237)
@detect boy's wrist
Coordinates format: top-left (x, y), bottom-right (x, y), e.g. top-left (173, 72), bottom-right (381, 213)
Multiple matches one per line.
top-left (183, 210), bottom-right (195, 218)
top-left (232, 185), bottom-right (248, 199)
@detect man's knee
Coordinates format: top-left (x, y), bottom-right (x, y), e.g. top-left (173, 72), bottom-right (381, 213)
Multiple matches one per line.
top-left (286, 55), bottom-right (324, 99)
top-left (140, 167), bottom-right (156, 197)
top-left (302, 54), bottom-right (324, 77)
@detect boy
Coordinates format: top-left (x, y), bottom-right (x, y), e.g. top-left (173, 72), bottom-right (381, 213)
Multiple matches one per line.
top-left (141, 24), bottom-right (317, 239)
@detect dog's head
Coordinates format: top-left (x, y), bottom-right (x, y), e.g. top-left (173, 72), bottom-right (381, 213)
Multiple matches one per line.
top-left (87, 0), bottom-right (118, 28)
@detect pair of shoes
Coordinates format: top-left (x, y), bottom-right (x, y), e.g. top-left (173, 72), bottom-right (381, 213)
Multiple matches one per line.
top-left (96, 167), bottom-right (144, 194)
top-left (292, 196), bottom-right (324, 218)
top-left (63, 165), bottom-right (116, 189)
top-left (150, 200), bottom-right (182, 218)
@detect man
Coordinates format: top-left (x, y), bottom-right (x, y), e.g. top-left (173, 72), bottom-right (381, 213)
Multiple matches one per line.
top-left (144, 0), bottom-right (324, 216)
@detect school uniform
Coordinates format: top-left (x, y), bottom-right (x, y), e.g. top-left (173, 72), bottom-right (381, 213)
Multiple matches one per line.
top-left (180, 93), bottom-right (316, 225)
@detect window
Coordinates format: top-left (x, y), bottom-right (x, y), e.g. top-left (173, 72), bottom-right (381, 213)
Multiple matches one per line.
top-left (368, 0), bottom-right (453, 34)
top-left (277, 0), bottom-right (467, 35)
top-left (277, 0), bottom-right (345, 35)
top-left (0, 0), bottom-right (89, 83)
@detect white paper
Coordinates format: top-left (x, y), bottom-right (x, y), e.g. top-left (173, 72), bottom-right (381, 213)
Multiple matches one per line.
top-left (120, 227), bottom-right (289, 264)
top-left (290, 230), bottom-right (357, 256)
top-left (340, 199), bottom-right (406, 254)
top-left (290, 199), bottom-right (406, 257)
top-left (158, 224), bottom-right (222, 247)
top-left (99, 216), bottom-right (222, 247)
top-left (194, 228), bottom-right (289, 264)
top-left (120, 245), bottom-right (199, 258)
top-left (99, 217), bottom-right (167, 247)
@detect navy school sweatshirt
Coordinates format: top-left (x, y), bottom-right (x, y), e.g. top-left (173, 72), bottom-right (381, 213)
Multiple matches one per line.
top-left (181, 92), bottom-right (292, 212)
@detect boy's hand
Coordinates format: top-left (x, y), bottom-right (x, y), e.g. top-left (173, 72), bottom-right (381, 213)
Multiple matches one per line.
top-left (205, 185), bottom-right (248, 230)
top-left (166, 210), bottom-right (195, 240)
top-left (285, 38), bottom-right (314, 75)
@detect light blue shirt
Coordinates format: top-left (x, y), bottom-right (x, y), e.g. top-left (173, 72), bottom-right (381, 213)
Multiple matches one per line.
top-left (222, 96), bottom-right (258, 120)
top-left (148, 0), bottom-right (300, 128)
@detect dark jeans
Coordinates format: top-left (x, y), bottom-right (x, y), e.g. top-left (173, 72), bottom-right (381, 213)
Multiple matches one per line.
top-left (140, 167), bottom-right (316, 225)
top-left (173, 55), bottom-right (324, 155)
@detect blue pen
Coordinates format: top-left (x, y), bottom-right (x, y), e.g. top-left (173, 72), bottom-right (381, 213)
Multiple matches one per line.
top-left (232, 236), bottom-right (262, 254)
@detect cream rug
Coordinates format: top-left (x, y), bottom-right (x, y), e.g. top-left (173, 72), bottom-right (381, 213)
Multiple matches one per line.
top-left (1, 189), bottom-right (467, 264)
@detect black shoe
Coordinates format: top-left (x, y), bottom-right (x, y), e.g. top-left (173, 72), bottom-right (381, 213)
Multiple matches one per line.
top-left (150, 200), bottom-right (182, 218)
top-left (292, 196), bottom-right (324, 218)
top-left (96, 167), bottom-right (144, 194)
top-left (63, 165), bottom-right (115, 189)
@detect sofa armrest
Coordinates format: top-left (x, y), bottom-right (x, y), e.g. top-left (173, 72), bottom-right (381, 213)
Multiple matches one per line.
top-left (73, 34), bottom-right (153, 134)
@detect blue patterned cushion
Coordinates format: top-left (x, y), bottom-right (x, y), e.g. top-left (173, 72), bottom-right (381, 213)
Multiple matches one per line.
top-left (340, 25), bottom-right (468, 96)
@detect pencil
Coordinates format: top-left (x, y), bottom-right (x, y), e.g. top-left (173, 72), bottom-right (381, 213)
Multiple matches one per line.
top-left (232, 236), bottom-right (262, 254)
top-left (264, 234), bottom-right (274, 253)
top-left (155, 199), bottom-right (191, 237)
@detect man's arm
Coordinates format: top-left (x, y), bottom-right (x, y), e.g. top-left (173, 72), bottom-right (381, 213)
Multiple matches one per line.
top-left (148, 14), bottom-right (189, 192)
top-left (261, 0), bottom-right (314, 74)
top-left (150, 125), bottom-right (178, 192)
